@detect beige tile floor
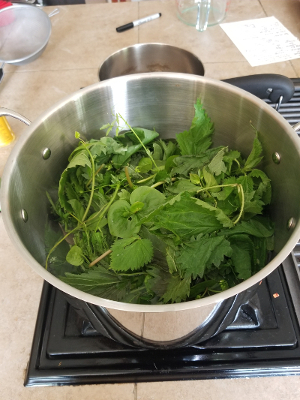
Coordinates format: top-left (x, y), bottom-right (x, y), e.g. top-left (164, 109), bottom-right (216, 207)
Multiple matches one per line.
top-left (1, 0), bottom-right (300, 398)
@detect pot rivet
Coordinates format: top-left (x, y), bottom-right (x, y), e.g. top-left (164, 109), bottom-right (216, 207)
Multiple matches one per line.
top-left (272, 152), bottom-right (281, 164)
top-left (287, 217), bottom-right (296, 230)
top-left (21, 209), bottom-right (28, 222)
top-left (42, 148), bottom-right (51, 160)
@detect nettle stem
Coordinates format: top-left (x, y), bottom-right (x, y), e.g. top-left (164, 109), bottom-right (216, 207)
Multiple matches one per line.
top-left (86, 163), bottom-right (104, 188)
top-left (197, 183), bottom-right (237, 193)
top-left (117, 113), bottom-right (158, 170)
top-left (125, 166), bottom-right (134, 189)
top-left (82, 145), bottom-right (95, 222)
top-left (233, 184), bottom-right (245, 225)
top-left (45, 225), bottom-right (81, 270)
top-left (89, 249), bottom-right (112, 267)
top-left (197, 183), bottom-right (245, 225)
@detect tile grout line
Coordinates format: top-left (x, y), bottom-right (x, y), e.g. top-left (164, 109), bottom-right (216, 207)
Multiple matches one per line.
top-left (134, 382), bottom-right (138, 400)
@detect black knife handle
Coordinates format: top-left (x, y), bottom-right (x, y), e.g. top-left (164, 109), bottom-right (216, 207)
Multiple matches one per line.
top-left (223, 74), bottom-right (295, 103)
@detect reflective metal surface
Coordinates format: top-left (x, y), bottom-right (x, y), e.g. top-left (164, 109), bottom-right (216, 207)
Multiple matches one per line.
top-left (0, 4), bottom-right (52, 65)
top-left (2, 73), bottom-right (300, 321)
top-left (99, 43), bottom-right (205, 80)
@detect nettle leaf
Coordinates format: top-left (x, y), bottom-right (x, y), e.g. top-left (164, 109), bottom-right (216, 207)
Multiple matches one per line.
top-left (107, 200), bottom-right (140, 238)
top-left (176, 99), bottom-right (214, 155)
top-left (61, 266), bottom-right (131, 300)
top-left (166, 179), bottom-right (198, 194)
top-left (229, 234), bottom-right (254, 280)
top-left (66, 245), bottom-right (84, 266)
top-left (110, 236), bottom-right (154, 271)
top-left (223, 150), bottom-right (241, 173)
top-left (190, 173), bottom-right (200, 185)
top-left (152, 192), bottom-right (222, 239)
top-left (195, 198), bottom-right (234, 228)
top-left (158, 139), bottom-right (179, 160)
top-left (58, 150), bottom-right (91, 211)
top-left (161, 274), bottom-right (191, 303)
top-left (137, 157), bottom-right (153, 173)
top-left (177, 236), bottom-right (232, 279)
top-left (152, 142), bottom-right (164, 160)
top-left (130, 186), bottom-right (166, 218)
top-left (250, 169), bottom-right (272, 205)
top-left (243, 135), bottom-right (263, 171)
top-left (202, 167), bottom-right (219, 191)
top-left (145, 266), bottom-right (171, 298)
top-left (68, 150), bottom-right (91, 170)
top-left (207, 148), bottom-right (227, 176)
top-left (112, 128), bottom-right (159, 167)
top-left (220, 217), bottom-right (274, 238)
top-left (90, 136), bottom-right (127, 157)
top-left (171, 148), bottom-right (221, 176)
top-left (166, 246), bottom-right (178, 274)
top-left (68, 199), bottom-right (85, 221)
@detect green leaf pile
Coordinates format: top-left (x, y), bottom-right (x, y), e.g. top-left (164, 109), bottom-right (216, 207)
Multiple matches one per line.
top-left (45, 100), bottom-right (274, 304)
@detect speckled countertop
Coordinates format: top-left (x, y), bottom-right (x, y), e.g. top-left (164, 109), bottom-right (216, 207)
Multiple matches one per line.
top-left (1, 0), bottom-right (300, 398)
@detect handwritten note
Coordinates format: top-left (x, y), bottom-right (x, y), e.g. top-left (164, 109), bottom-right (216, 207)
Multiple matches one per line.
top-left (220, 17), bottom-right (300, 67)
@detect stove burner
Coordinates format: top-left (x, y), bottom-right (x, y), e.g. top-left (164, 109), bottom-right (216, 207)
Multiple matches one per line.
top-left (24, 79), bottom-right (300, 386)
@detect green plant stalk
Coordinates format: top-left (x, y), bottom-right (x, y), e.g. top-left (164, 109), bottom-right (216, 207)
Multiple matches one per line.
top-left (125, 166), bottom-right (134, 189)
top-left (197, 183), bottom-right (238, 193)
top-left (117, 113), bottom-right (159, 170)
top-left (197, 182), bottom-right (245, 225)
top-left (81, 145), bottom-right (95, 222)
top-left (45, 225), bottom-right (81, 270)
top-left (233, 183), bottom-right (245, 225)
top-left (86, 163), bottom-right (104, 188)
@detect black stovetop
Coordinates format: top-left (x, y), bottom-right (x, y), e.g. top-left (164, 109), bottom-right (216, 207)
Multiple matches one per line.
top-left (24, 79), bottom-right (300, 387)
top-left (25, 264), bottom-right (300, 387)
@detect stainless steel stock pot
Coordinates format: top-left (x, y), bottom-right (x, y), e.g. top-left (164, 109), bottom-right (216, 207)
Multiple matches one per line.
top-left (1, 73), bottom-right (300, 347)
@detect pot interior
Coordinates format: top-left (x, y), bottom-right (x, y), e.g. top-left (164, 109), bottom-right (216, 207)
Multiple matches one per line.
top-left (2, 73), bottom-right (300, 311)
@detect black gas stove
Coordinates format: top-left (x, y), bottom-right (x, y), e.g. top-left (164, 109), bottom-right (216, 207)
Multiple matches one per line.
top-left (24, 79), bottom-right (300, 387)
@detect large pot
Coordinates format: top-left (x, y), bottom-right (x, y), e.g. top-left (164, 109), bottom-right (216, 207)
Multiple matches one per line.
top-left (1, 73), bottom-right (300, 347)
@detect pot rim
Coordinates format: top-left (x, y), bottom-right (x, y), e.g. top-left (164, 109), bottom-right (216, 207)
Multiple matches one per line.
top-left (2, 72), bottom-right (300, 312)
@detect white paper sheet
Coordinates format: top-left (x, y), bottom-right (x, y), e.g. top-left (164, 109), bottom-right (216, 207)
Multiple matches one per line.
top-left (220, 16), bottom-right (300, 67)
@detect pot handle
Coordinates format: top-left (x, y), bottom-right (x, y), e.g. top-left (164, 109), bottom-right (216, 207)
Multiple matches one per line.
top-left (0, 108), bottom-right (31, 125)
top-left (223, 74), bottom-right (295, 104)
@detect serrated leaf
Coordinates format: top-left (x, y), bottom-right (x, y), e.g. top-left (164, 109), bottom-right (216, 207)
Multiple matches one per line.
top-left (195, 198), bottom-right (234, 228)
top-left (152, 192), bottom-right (222, 239)
top-left (161, 274), bottom-right (191, 303)
top-left (177, 236), bottom-right (232, 279)
top-left (110, 236), bottom-right (154, 271)
top-left (145, 265), bottom-right (172, 298)
top-left (112, 128), bottom-right (159, 167)
top-left (243, 135), bottom-right (263, 171)
top-left (90, 136), bottom-right (127, 157)
top-left (176, 99), bottom-right (214, 155)
top-left (219, 217), bottom-right (274, 238)
top-left (171, 148), bottom-right (221, 176)
top-left (208, 148), bottom-right (227, 176)
top-left (166, 179), bottom-right (198, 194)
top-left (61, 266), bottom-right (132, 301)
top-left (202, 166), bottom-right (219, 190)
top-left (229, 234), bottom-right (254, 279)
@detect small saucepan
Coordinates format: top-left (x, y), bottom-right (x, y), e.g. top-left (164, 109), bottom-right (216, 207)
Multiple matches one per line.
top-left (99, 43), bottom-right (295, 106)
